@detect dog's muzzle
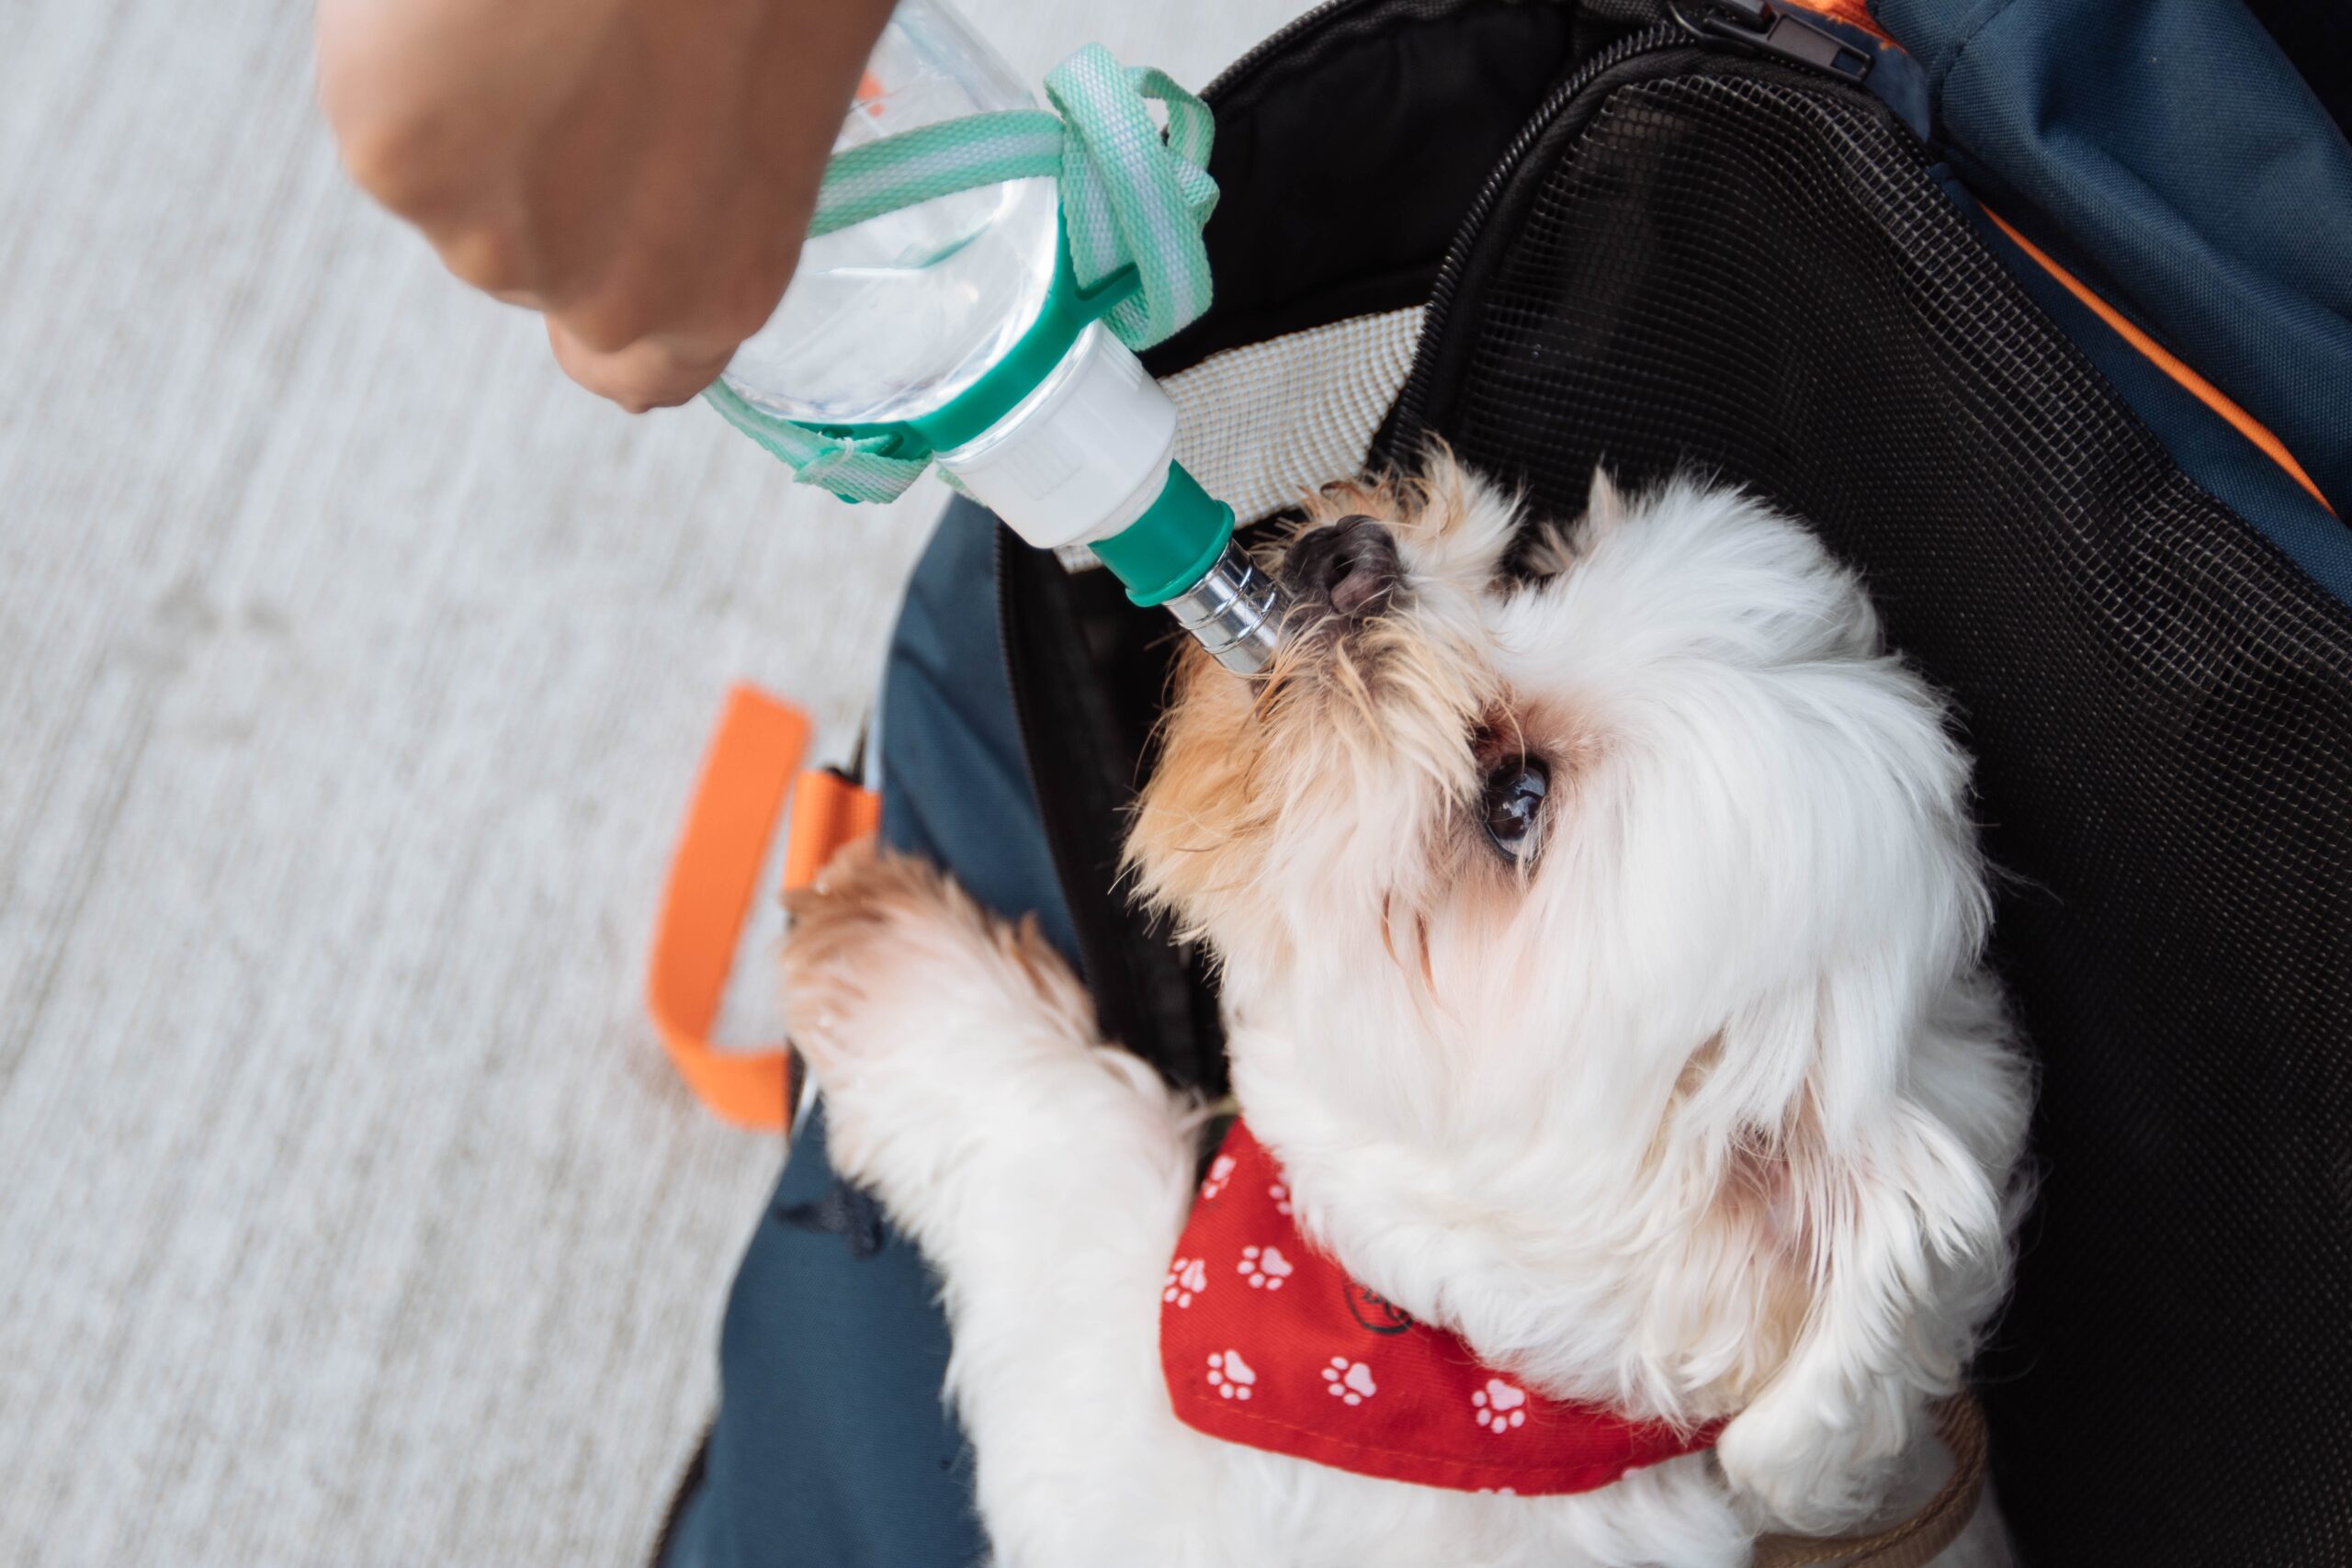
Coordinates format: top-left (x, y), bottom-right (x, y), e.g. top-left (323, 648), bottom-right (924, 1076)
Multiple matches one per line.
top-left (1284, 514), bottom-right (1401, 620)
top-left (1164, 541), bottom-right (1291, 675)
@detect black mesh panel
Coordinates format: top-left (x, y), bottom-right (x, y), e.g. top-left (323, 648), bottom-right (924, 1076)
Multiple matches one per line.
top-left (1393, 66), bottom-right (2352, 1567)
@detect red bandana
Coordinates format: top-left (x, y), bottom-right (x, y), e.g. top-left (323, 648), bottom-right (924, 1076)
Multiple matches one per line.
top-left (1160, 1121), bottom-right (1720, 1495)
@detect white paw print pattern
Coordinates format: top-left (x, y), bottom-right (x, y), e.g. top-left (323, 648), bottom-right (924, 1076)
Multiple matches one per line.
top-left (1472, 1378), bottom-right (1528, 1433)
top-left (1162, 1256), bottom-right (1207, 1308)
top-left (1205, 1349), bottom-right (1256, 1400)
top-left (1199, 1154), bottom-right (1237, 1201)
top-left (1321, 1357), bottom-right (1377, 1406)
top-left (1237, 1245), bottom-right (1294, 1290)
top-left (1268, 1180), bottom-right (1293, 1215)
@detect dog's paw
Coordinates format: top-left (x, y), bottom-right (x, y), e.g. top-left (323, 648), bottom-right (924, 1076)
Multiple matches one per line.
top-left (782, 842), bottom-right (956, 1076)
top-left (781, 842), bottom-right (1093, 1086)
top-left (1716, 1384), bottom-right (1912, 1534)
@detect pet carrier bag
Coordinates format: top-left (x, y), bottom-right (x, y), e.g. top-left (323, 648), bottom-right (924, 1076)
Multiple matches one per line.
top-left (657, 3), bottom-right (2351, 1563)
top-left (1001, 2), bottom-right (2352, 1562)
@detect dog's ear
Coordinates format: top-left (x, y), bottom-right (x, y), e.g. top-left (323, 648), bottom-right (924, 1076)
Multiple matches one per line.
top-left (1704, 970), bottom-right (2018, 1533)
top-left (1516, 519), bottom-right (1578, 581)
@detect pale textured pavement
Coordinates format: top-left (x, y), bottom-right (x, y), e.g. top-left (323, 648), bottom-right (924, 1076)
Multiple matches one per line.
top-left (0, 2), bottom-right (1313, 1562)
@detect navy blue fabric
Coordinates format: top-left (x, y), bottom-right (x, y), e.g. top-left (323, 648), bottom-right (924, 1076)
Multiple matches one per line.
top-left (660, 498), bottom-right (1050, 1568)
top-left (1933, 169), bottom-right (2352, 604)
top-left (1877, 0), bottom-right (2352, 544)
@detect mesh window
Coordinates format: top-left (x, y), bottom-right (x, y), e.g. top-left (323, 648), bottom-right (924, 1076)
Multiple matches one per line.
top-left (1392, 64), bottom-right (2352, 1566)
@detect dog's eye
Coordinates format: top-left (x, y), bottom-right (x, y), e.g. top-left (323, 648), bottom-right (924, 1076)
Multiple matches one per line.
top-left (1481, 758), bottom-right (1550, 862)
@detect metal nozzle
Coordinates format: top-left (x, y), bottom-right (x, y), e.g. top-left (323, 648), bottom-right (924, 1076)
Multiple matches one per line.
top-left (1162, 541), bottom-right (1291, 675)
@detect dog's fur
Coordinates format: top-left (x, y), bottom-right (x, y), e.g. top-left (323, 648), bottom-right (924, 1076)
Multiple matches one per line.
top-left (784, 454), bottom-right (2031, 1567)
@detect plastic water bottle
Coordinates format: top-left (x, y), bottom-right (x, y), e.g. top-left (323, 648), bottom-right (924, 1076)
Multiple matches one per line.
top-left (721, 6), bottom-right (1058, 430)
top-left (716, 0), bottom-right (1285, 674)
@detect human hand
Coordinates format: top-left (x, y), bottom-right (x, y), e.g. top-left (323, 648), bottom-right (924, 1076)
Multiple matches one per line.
top-left (317, 0), bottom-right (895, 411)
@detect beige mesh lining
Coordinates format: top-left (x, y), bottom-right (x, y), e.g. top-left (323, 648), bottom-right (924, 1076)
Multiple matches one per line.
top-left (1054, 306), bottom-right (1426, 571)
top-left (1170, 305), bottom-right (1425, 525)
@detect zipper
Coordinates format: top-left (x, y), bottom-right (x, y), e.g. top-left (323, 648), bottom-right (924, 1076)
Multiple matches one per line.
top-left (1192, 0), bottom-right (1872, 101)
top-left (1387, 3), bottom-right (1872, 443)
top-left (1666, 0), bottom-right (1873, 78)
top-left (1387, 22), bottom-right (1685, 440)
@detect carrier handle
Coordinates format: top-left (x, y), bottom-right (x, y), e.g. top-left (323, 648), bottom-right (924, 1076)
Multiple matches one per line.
top-left (647, 683), bottom-right (882, 1133)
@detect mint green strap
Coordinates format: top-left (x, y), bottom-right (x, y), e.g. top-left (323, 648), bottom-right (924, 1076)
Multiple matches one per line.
top-left (703, 381), bottom-right (932, 505)
top-left (721, 43), bottom-right (1218, 504)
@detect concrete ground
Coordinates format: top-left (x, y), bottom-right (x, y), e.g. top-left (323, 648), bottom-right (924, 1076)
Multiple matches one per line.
top-left (0, 1), bottom-right (1313, 1561)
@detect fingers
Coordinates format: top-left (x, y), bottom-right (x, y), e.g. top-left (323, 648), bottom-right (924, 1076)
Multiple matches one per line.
top-left (541, 172), bottom-right (804, 412)
top-left (546, 320), bottom-right (736, 412)
top-left (316, 0), bottom-right (894, 415)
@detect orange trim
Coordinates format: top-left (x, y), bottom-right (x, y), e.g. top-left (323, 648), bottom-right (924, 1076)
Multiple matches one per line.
top-left (646, 684), bottom-right (881, 1133)
top-left (1783, 0), bottom-right (1892, 44)
top-left (783, 768), bottom-right (884, 896)
top-left (1982, 206), bottom-right (2334, 515)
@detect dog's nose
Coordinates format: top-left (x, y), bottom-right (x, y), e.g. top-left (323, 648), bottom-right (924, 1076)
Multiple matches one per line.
top-left (1285, 515), bottom-right (1400, 618)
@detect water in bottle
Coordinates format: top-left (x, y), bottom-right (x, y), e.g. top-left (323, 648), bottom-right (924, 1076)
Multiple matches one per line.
top-left (715, 0), bottom-right (1287, 673)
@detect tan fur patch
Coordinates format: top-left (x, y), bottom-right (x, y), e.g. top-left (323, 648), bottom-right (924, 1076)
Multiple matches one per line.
top-left (784, 844), bottom-right (1094, 1025)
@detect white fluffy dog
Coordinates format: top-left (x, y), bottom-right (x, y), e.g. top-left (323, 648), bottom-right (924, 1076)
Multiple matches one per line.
top-left (783, 454), bottom-right (2031, 1567)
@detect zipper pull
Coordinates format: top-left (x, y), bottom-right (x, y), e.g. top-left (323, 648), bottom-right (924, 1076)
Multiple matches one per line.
top-left (1668, 0), bottom-right (1872, 81)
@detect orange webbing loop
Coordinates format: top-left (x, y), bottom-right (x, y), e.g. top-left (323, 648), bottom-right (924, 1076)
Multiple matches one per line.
top-left (646, 683), bottom-right (881, 1132)
top-left (783, 768), bottom-right (884, 896)
top-left (1782, 0), bottom-right (1893, 43)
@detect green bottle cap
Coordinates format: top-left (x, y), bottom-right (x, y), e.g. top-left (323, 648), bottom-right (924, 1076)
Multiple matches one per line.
top-left (1091, 462), bottom-right (1236, 606)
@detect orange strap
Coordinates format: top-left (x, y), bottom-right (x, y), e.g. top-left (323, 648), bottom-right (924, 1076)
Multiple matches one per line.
top-left (783, 767), bottom-right (885, 897)
top-left (646, 683), bottom-right (881, 1132)
top-left (1981, 206), bottom-right (2334, 516)
top-left (1784, 0), bottom-right (1893, 43)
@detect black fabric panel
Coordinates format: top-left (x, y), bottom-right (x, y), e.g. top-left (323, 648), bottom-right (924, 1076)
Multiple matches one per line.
top-left (1144, 0), bottom-right (1583, 376)
top-left (1387, 65), bottom-right (2352, 1567)
top-left (2243, 0), bottom-right (2352, 141)
top-left (998, 533), bottom-right (1227, 1095)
